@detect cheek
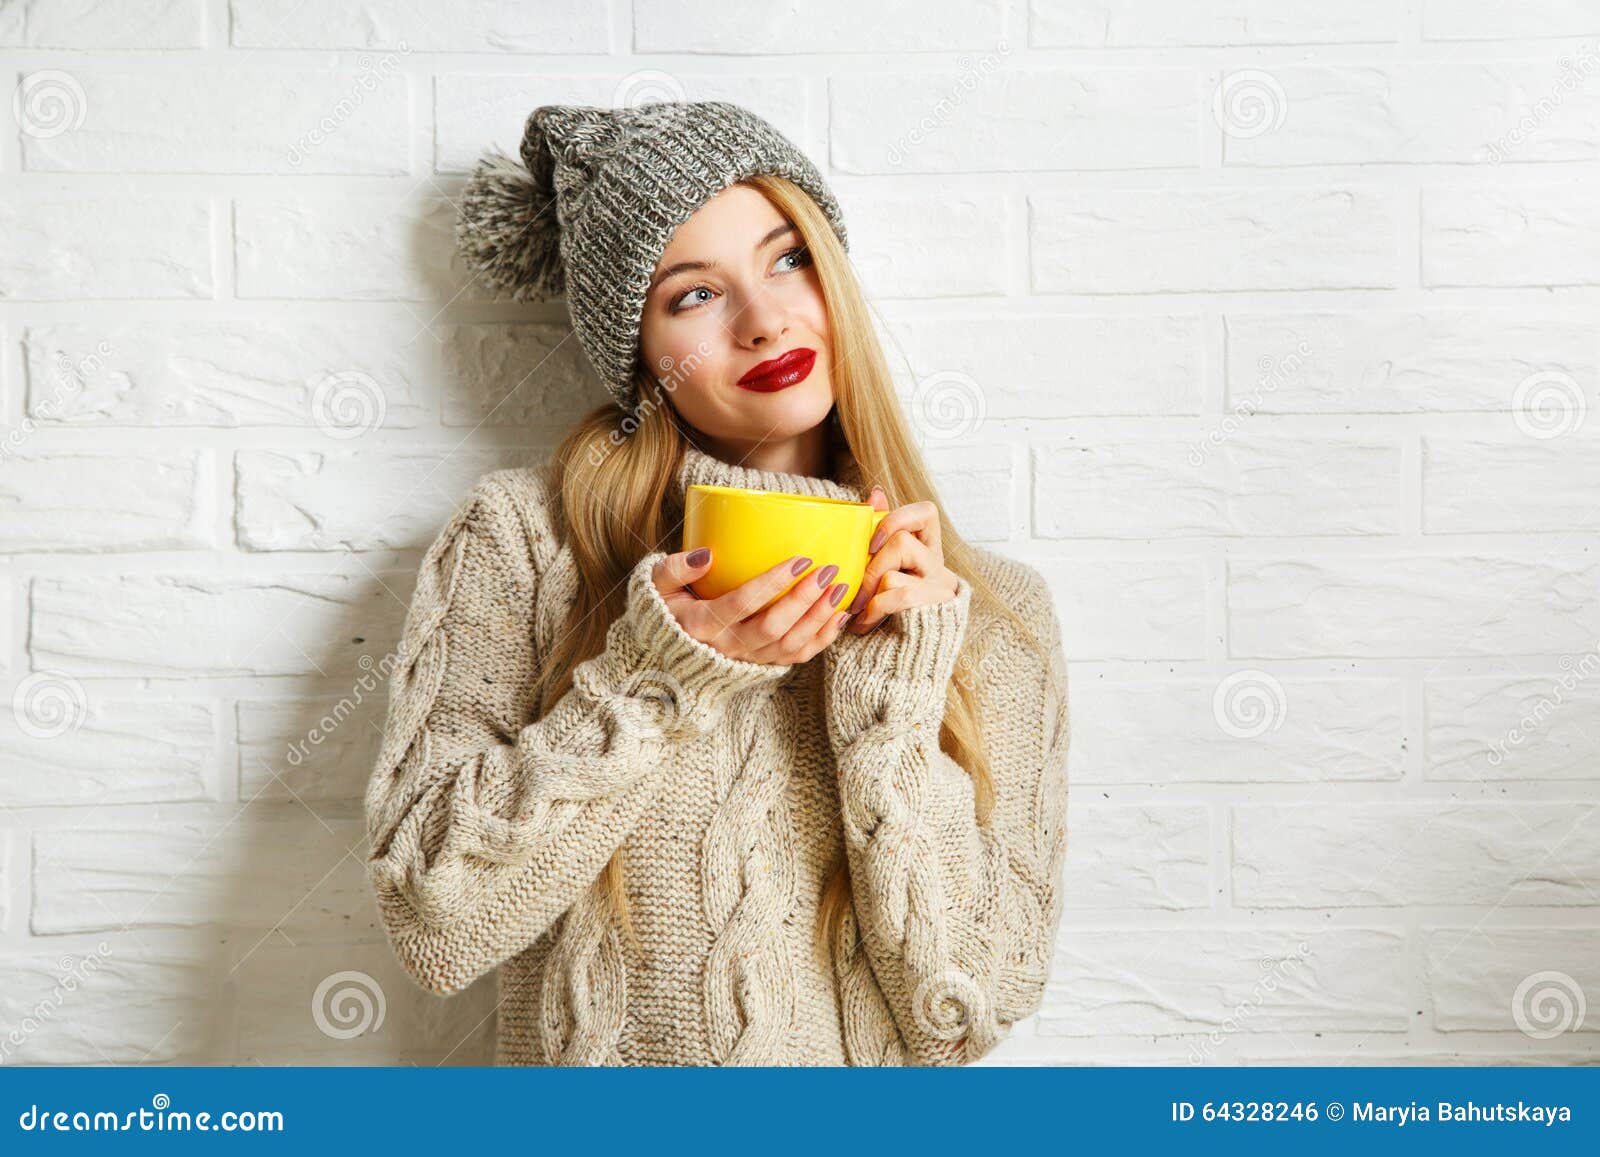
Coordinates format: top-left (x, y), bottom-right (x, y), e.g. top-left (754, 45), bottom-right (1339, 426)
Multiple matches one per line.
top-left (642, 311), bottom-right (717, 376)
top-left (792, 273), bottom-right (830, 339)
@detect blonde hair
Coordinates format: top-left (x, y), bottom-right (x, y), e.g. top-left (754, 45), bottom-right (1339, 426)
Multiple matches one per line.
top-left (531, 173), bottom-right (1045, 965)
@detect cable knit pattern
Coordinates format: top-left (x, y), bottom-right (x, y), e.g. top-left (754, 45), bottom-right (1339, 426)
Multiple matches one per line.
top-left (823, 563), bottom-right (1070, 1065)
top-left (700, 707), bottom-right (800, 1063)
top-left (363, 441), bottom-right (1070, 1065)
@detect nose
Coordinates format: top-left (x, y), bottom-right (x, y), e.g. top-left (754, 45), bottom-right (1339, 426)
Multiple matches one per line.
top-left (729, 284), bottom-right (789, 349)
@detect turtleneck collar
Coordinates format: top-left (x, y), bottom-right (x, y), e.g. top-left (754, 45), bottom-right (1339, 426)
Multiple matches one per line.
top-left (669, 436), bottom-right (868, 509)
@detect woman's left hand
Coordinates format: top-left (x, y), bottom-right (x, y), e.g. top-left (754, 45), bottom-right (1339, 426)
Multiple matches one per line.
top-left (844, 485), bottom-right (960, 634)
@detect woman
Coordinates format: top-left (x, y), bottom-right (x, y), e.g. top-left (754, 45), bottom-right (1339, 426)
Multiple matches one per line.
top-left (363, 101), bottom-right (1070, 1066)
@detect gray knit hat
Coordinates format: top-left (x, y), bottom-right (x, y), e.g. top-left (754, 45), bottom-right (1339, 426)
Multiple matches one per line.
top-left (454, 100), bottom-right (851, 416)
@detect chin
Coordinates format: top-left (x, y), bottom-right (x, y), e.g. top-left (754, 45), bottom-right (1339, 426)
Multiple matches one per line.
top-left (734, 379), bottom-right (834, 433)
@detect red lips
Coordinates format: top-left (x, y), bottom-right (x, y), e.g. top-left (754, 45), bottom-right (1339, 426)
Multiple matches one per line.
top-left (737, 347), bottom-right (816, 392)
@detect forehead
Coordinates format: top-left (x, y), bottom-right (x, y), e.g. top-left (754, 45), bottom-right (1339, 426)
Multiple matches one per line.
top-left (658, 184), bottom-right (787, 262)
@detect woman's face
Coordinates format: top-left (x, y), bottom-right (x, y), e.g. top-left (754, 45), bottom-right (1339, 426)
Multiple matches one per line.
top-left (638, 183), bottom-right (834, 447)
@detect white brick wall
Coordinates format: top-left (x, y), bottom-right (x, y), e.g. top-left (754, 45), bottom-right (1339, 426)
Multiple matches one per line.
top-left (1, 0), bottom-right (1596, 1067)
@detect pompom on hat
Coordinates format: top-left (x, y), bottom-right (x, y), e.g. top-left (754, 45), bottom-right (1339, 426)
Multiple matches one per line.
top-left (454, 100), bottom-right (851, 416)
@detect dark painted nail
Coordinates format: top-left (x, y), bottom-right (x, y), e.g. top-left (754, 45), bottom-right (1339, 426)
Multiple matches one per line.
top-left (686, 547), bottom-right (710, 567)
top-left (828, 582), bottom-right (846, 607)
top-left (790, 556), bottom-right (812, 575)
top-left (816, 563), bottom-right (839, 588)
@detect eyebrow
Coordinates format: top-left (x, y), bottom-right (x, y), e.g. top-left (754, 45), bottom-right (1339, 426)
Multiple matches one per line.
top-left (648, 222), bottom-right (798, 294)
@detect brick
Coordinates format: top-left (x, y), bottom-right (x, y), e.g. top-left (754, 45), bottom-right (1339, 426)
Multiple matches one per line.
top-left (235, 447), bottom-right (537, 551)
top-left (23, 321), bottom-right (433, 428)
top-left (0, 195), bottom-right (211, 299)
top-left (0, 697), bottom-right (214, 806)
top-left (1032, 186), bottom-right (1400, 293)
top-left (830, 68), bottom-right (1195, 173)
top-left (1234, 803), bottom-right (1600, 906)
top-left (32, 809), bottom-right (378, 939)
top-left (22, 70), bottom-right (410, 174)
top-left (1071, 677), bottom-right (1405, 784)
top-left (0, 451), bottom-right (212, 551)
top-left (1035, 436), bottom-right (1401, 538)
top-left (1037, 927), bottom-right (1409, 1037)
top-left (32, 570), bottom-right (412, 677)
top-left (1229, 554), bottom-right (1600, 658)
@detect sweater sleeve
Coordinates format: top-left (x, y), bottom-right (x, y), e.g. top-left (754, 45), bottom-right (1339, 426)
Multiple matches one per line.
top-left (364, 474), bottom-right (794, 997)
top-left (821, 567), bottom-right (1070, 1065)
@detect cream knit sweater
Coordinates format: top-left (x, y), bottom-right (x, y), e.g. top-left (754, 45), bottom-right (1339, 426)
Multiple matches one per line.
top-left (363, 441), bottom-right (1070, 1065)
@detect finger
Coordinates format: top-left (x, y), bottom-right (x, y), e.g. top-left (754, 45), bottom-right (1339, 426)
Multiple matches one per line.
top-left (849, 582), bottom-right (913, 633)
top-left (846, 530), bottom-right (931, 614)
top-left (751, 579), bottom-right (849, 663)
top-left (867, 499), bottom-right (939, 556)
top-left (654, 546), bottom-right (714, 597)
top-left (703, 553), bottom-right (815, 628)
top-left (737, 558), bottom-right (843, 658)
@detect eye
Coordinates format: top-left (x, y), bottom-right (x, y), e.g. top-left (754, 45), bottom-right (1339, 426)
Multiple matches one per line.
top-left (776, 245), bottom-right (812, 272)
top-left (666, 246), bottom-right (813, 315)
top-left (668, 284), bottom-right (715, 314)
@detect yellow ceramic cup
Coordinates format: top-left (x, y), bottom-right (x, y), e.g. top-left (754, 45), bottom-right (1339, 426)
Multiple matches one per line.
top-left (683, 483), bottom-right (890, 611)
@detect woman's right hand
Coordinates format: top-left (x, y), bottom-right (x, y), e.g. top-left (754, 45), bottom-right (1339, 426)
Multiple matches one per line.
top-left (651, 548), bottom-right (852, 665)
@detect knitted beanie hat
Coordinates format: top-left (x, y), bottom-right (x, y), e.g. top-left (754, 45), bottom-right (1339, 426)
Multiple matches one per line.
top-left (454, 100), bottom-right (851, 416)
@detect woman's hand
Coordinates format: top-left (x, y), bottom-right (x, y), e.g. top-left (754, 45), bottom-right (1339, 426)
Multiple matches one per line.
top-left (844, 486), bottom-right (960, 634)
top-left (652, 548), bottom-right (852, 665)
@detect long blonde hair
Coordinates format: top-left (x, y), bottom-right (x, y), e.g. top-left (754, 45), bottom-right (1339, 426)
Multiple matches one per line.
top-left (531, 172), bottom-right (1044, 964)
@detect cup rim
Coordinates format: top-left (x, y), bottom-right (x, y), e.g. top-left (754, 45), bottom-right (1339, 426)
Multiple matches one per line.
top-left (686, 482), bottom-right (874, 511)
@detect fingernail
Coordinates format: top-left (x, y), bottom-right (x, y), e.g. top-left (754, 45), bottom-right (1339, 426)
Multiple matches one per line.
top-left (686, 547), bottom-right (710, 567)
top-left (790, 556), bottom-right (812, 575)
top-left (833, 611), bottom-right (850, 629)
top-left (828, 582), bottom-right (846, 606)
top-left (816, 563), bottom-right (839, 588)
